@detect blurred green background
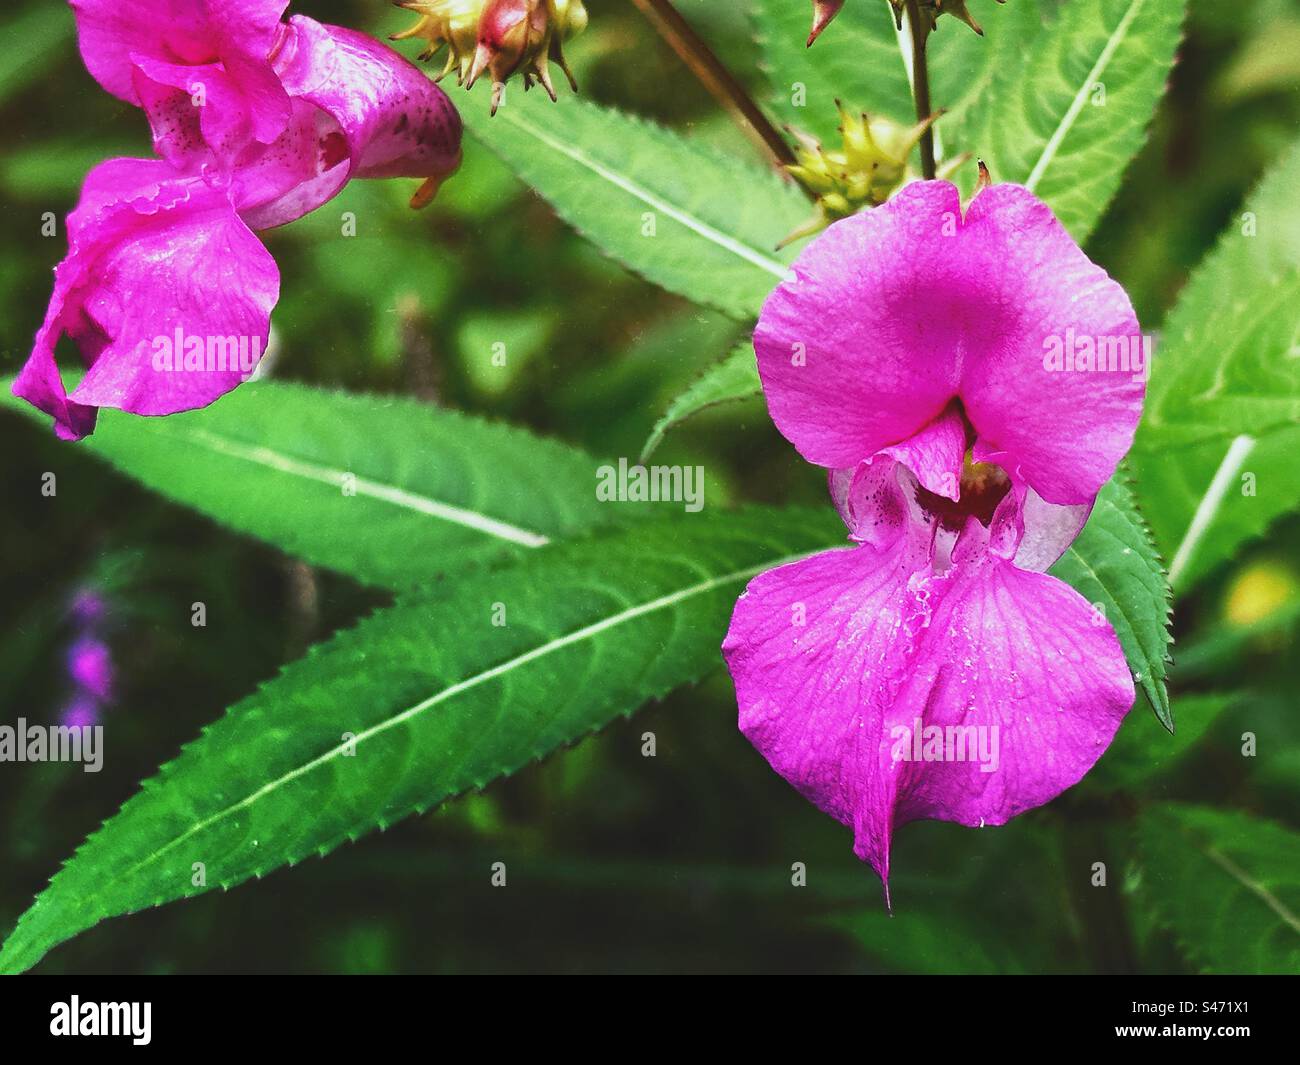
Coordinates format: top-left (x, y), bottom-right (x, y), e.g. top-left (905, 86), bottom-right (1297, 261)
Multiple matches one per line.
top-left (1, 0), bottom-right (1298, 973)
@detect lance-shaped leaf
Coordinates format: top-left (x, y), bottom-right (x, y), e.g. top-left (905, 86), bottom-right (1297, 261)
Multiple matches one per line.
top-left (3, 381), bottom-right (613, 590)
top-left (460, 91), bottom-right (807, 319)
top-left (1131, 803), bottom-right (1300, 974)
top-left (1089, 693), bottom-right (1236, 790)
top-left (751, 0), bottom-right (1038, 147)
top-left (956, 0), bottom-right (1186, 243)
top-left (1130, 136), bottom-right (1300, 592)
top-left (640, 343), bottom-right (761, 461)
top-left (1049, 475), bottom-right (1174, 730)
top-left (0, 508), bottom-right (841, 974)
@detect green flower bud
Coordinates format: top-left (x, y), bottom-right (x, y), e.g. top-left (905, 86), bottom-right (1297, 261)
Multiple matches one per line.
top-left (784, 104), bottom-right (937, 228)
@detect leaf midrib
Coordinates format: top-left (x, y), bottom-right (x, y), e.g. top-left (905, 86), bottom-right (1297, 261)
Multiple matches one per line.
top-left (1024, 0), bottom-right (1148, 192)
top-left (1199, 845), bottom-right (1300, 938)
top-left (103, 549), bottom-right (818, 890)
top-left (484, 107), bottom-right (791, 282)
top-left (1144, 276), bottom-right (1300, 428)
top-left (170, 426), bottom-right (552, 548)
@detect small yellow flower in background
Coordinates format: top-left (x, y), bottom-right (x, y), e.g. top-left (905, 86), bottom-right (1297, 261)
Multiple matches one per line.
top-left (1224, 561), bottom-right (1299, 628)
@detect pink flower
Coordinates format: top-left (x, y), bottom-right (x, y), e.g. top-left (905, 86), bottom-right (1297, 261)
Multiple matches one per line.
top-left (723, 182), bottom-right (1145, 899)
top-left (67, 636), bottom-right (114, 702)
top-left (61, 584), bottom-right (115, 727)
top-left (60, 696), bottom-right (101, 731)
top-left (16, 2), bottom-right (462, 440)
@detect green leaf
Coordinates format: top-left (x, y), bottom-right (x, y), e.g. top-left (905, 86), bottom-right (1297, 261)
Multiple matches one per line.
top-left (1, 381), bottom-right (613, 591)
top-left (955, 0), bottom-right (1186, 242)
top-left (1049, 474), bottom-right (1174, 730)
top-left (640, 342), bottom-right (761, 461)
top-left (1130, 137), bottom-right (1300, 592)
top-left (751, 0), bottom-right (913, 141)
top-left (0, 508), bottom-right (842, 973)
top-left (455, 308), bottom-right (557, 397)
top-left (751, 0), bottom-right (1038, 146)
top-left (1131, 803), bottom-right (1300, 974)
top-left (459, 90), bottom-right (808, 319)
top-left (1090, 693), bottom-right (1236, 790)
top-left (830, 909), bottom-right (1037, 974)
top-left (829, 820), bottom-right (1070, 973)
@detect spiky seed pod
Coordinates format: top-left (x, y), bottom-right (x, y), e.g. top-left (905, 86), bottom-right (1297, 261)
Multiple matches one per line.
top-left (395, 0), bottom-right (587, 114)
top-left (885, 0), bottom-right (1008, 37)
top-left (391, 0), bottom-right (484, 84)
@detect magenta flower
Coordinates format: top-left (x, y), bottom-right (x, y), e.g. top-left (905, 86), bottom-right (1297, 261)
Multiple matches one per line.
top-left (60, 696), bottom-right (101, 731)
top-left (67, 636), bottom-right (114, 702)
top-left (724, 181), bottom-right (1145, 898)
top-left (60, 584), bottom-right (116, 728)
top-left (15, 1), bottom-right (463, 440)
top-left (69, 589), bottom-right (107, 626)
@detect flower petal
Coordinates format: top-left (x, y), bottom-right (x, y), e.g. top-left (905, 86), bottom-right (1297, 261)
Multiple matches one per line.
top-left (891, 553), bottom-right (1134, 834)
top-left (878, 401), bottom-right (967, 501)
top-left (132, 59), bottom-right (256, 167)
top-left (70, 0), bottom-right (215, 104)
top-left (723, 538), bottom-right (937, 892)
top-left (754, 181), bottom-right (965, 470)
top-left (240, 16), bottom-right (462, 228)
top-left (13, 157), bottom-right (279, 439)
top-left (723, 523), bottom-right (1133, 894)
top-left (205, 0), bottom-right (295, 143)
top-left (959, 184), bottom-right (1144, 504)
top-left (1012, 487), bottom-right (1092, 572)
top-left (829, 454), bottom-right (937, 550)
top-left (70, 0), bottom-right (290, 154)
top-left (755, 181), bottom-right (1143, 504)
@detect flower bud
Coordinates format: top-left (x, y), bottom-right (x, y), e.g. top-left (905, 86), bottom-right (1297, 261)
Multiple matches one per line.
top-left (395, 0), bottom-right (588, 114)
top-left (887, 0), bottom-right (1007, 37)
top-left (392, 0), bottom-right (483, 85)
top-left (807, 1), bottom-right (845, 46)
top-left (782, 104), bottom-right (939, 243)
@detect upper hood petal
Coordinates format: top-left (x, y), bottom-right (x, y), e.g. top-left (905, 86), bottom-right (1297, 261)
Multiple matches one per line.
top-left (70, 0), bottom-right (291, 155)
top-left (239, 16), bottom-right (462, 229)
top-left (754, 180), bottom-right (1143, 505)
top-left (755, 181), bottom-right (966, 471)
top-left (958, 184), bottom-right (1144, 505)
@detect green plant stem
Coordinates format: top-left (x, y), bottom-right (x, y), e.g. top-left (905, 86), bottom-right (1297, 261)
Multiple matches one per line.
top-left (628, 0), bottom-right (799, 172)
top-left (903, 0), bottom-right (937, 179)
top-left (1059, 805), bottom-right (1140, 974)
